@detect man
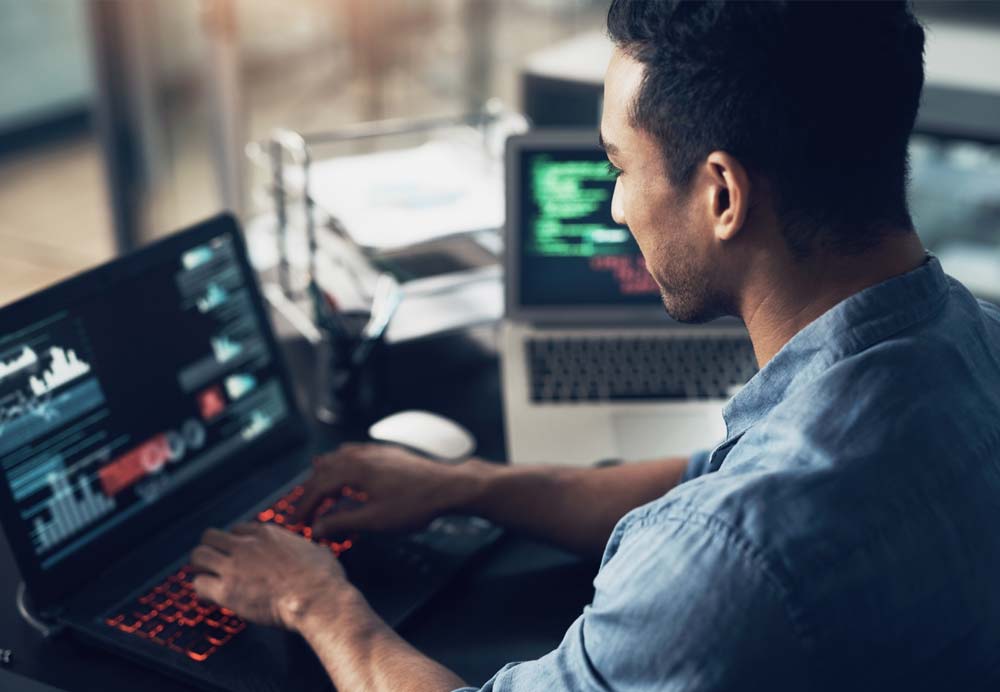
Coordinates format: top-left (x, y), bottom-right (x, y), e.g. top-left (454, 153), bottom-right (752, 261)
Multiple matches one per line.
top-left (192, 1), bottom-right (1000, 689)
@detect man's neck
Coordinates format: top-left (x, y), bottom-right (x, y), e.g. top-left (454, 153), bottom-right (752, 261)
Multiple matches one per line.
top-left (740, 231), bottom-right (927, 367)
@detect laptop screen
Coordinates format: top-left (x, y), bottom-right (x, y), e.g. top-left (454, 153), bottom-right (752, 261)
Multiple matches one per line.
top-left (517, 147), bottom-right (663, 307)
top-left (0, 216), bottom-right (300, 602)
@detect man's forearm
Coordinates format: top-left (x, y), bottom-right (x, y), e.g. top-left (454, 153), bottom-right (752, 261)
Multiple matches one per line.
top-left (291, 585), bottom-right (466, 692)
top-left (449, 456), bottom-right (689, 558)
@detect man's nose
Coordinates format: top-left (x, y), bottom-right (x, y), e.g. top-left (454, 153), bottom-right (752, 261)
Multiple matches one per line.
top-left (610, 178), bottom-right (626, 226)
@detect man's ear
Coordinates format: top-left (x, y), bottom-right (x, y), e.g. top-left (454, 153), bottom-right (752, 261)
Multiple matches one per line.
top-left (704, 151), bottom-right (751, 242)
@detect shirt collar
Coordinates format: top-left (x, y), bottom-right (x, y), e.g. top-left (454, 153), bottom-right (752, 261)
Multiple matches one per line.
top-left (721, 254), bottom-right (950, 442)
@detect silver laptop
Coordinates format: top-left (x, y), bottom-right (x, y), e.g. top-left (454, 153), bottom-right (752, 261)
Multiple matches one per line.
top-left (501, 130), bottom-right (757, 466)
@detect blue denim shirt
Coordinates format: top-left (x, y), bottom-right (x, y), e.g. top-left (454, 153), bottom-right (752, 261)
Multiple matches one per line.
top-left (457, 257), bottom-right (1000, 691)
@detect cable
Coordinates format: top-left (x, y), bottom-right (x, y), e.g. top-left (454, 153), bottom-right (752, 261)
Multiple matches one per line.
top-left (16, 583), bottom-right (60, 639)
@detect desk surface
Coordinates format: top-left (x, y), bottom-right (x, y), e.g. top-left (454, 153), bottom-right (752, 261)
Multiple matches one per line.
top-left (0, 329), bottom-right (597, 691)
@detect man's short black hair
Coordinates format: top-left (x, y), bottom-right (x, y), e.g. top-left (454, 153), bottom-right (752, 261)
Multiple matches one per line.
top-left (607, 0), bottom-right (926, 256)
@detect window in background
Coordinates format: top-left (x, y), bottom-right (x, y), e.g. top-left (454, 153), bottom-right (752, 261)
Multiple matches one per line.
top-left (910, 132), bottom-right (1000, 303)
top-left (0, 0), bottom-right (609, 308)
top-left (235, 0), bottom-right (610, 222)
top-left (0, 0), bottom-right (114, 307)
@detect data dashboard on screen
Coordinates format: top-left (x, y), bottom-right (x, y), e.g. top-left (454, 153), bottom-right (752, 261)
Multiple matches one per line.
top-left (0, 234), bottom-right (290, 570)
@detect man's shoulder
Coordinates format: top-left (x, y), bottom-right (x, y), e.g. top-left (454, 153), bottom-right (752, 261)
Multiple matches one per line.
top-left (615, 278), bottom-right (1000, 581)
top-left (976, 295), bottom-right (1000, 321)
top-left (773, 285), bottom-right (1000, 458)
top-left (588, 282), bottom-right (1000, 687)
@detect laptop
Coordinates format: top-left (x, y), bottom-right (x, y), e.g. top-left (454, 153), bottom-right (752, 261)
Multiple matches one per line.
top-left (0, 214), bottom-right (501, 691)
top-left (501, 130), bottom-right (758, 466)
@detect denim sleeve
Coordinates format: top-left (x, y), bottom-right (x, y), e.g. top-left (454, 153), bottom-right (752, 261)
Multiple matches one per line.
top-left (680, 448), bottom-right (712, 483)
top-left (452, 511), bottom-right (810, 692)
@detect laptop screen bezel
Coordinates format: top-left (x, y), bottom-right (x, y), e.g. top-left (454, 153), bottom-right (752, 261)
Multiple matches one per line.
top-left (0, 214), bottom-right (308, 610)
top-left (504, 129), bottom-right (742, 327)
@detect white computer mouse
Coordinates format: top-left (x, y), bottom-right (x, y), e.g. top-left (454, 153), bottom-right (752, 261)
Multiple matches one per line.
top-left (368, 410), bottom-right (476, 462)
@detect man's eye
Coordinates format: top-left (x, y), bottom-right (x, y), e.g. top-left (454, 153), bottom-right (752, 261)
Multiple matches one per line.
top-left (606, 161), bottom-right (623, 179)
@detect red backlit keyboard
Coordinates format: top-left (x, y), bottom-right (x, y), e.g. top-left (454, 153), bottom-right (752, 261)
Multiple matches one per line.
top-left (255, 483), bottom-right (368, 554)
top-left (103, 484), bottom-right (365, 662)
top-left (104, 565), bottom-right (245, 662)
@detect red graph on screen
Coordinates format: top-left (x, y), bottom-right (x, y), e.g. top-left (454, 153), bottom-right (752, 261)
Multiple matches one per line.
top-left (98, 434), bottom-right (170, 496)
top-left (589, 255), bottom-right (659, 296)
top-left (198, 385), bottom-right (226, 421)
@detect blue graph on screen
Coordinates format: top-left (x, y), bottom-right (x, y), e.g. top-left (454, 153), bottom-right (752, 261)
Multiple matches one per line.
top-left (16, 454), bottom-right (117, 553)
top-left (0, 338), bottom-right (106, 457)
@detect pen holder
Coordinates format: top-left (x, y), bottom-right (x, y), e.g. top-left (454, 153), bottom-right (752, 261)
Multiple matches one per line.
top-left (313, 310), bottom-right (384, 431)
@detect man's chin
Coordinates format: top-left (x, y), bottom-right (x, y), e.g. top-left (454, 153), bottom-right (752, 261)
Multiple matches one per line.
top-left (660, 292), bottom-right (727, 325)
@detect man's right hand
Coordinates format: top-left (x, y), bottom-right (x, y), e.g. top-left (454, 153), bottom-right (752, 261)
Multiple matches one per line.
top-left (289, 443), bottom-right (477, 539)
top-left (290, 442), bottom-right (692, 559)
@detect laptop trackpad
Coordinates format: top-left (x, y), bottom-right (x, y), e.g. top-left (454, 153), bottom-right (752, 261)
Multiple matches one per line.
top-left (611, 409), bottom-right (725, 460)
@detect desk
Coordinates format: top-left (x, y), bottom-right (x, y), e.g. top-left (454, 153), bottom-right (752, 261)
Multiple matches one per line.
top-left (0, 328), bottom-right (598, 691)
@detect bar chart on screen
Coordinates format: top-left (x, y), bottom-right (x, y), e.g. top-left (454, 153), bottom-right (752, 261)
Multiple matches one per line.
top-left (27, 455), bottom-right (116, 553)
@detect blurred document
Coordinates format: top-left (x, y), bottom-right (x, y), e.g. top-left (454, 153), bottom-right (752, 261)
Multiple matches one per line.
top-left (306, 138), bottom-right (503, 250)
top-left (385, 265), bottom-right (503, 343)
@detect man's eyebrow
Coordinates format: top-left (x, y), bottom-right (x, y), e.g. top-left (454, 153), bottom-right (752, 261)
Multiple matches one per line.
top-left (598, 131), bottom-right (620, 157)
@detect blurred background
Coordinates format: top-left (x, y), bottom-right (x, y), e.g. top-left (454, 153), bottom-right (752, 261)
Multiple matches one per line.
top-left (1, 0), bottom-right (999, 307)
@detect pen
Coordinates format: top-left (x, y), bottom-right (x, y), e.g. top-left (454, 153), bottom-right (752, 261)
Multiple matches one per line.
top-left (352, 274), bottom-right (401, 366)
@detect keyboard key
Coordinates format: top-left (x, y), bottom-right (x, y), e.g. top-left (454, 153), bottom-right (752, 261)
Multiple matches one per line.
top-left (187, 639), bottom-right (216, 662)
top-left (117, 614), bottom-right (143, 633)
top-left (152, 623), bottom-right (181, 645)
top-left (179, 609), bottom-right (204, 627)
top-left (158, 604), bottom-right (181, 623)
top-left (132, 604), bottom-right (158, 621)
top-left (204, 624), bottom-right (231, 646)
top-left (138, 620), bottom-right (164, 639)
top-left (219, 615), bottom-right (246, 634)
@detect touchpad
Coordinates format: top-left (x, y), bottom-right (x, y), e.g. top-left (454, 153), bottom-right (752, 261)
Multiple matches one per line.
top-left (611, 409), bottom-right (725, 460)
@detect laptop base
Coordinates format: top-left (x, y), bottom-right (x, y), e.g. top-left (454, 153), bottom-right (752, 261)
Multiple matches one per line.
top-left (502, 322), bottom-right (733, 465)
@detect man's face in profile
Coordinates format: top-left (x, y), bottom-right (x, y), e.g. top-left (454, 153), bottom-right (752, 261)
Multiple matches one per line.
top-left (600, 48), bottom-right (727, 324)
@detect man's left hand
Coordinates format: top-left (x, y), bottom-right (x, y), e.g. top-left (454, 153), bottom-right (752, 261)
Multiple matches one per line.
top-left (190, 522), bottom-right (350, 630)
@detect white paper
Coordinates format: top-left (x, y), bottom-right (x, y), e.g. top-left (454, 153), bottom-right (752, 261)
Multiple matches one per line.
top-left (303, 137), bottom-right (504, 250)
top-left (386, 266), bottom-right (503, 343)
